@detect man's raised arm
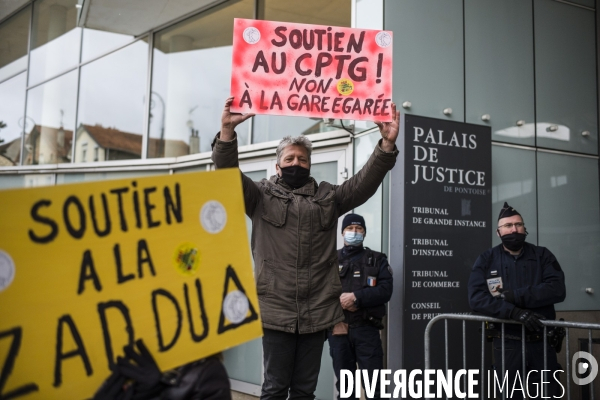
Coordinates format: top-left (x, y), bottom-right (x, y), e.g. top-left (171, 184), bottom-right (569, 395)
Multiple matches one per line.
top-left (211, 97), bottom-right (259, 216)
top-left (212, 97), bottom-right (255, 169)
top-left (374, 102), bottom-right (400, 152)
top-left (336, 103), bottom-right (400, 214)
top-left (220, 96), bottom-right (254, 142)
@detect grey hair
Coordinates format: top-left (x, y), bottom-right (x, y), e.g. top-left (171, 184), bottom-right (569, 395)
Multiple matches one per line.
top-left (275, 135), bottom-right (313, 165)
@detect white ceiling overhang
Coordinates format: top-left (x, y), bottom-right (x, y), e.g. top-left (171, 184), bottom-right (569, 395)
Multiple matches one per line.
top-left (0, 0), bottom-right (229, 36)
top-left (79, 0), bottom-right (228, 36)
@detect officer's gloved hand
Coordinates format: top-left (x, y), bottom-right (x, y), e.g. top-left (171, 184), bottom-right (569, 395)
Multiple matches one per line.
top-left (498, 288), bottom-right (515, 304)
top-left (510, 307), bottom-right (545, 332)
top-left (116, 339), bottom-right (165, 397)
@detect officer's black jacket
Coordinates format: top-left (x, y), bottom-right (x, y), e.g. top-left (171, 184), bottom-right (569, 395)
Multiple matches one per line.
top-left (468, 242), bottom-right (566, 329)
top-left (338, 245), bottom-right (393, 326)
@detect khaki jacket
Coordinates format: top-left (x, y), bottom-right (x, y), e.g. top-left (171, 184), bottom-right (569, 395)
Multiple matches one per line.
top-left (211, 134), bottom-right (398, 333)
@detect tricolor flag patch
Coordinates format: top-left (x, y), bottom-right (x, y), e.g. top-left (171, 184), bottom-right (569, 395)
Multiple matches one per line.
top-left (367, 276), bottom-right (377, 286)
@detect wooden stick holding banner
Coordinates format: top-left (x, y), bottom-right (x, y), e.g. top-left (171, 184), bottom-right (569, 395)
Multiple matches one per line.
top-left (230, 18), bottom-right (393, 122)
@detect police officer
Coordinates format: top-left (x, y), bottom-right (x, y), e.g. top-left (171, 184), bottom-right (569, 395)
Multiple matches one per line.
top-left (468, 202), bottom-right (566, 399)
top-left (327, 213), bottom-right (393, 400)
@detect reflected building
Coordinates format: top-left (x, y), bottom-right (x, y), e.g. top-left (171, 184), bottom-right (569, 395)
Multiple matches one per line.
top-left (4, 123), bottom-right (192, 165)
top-left (74, 124), bottom-right (189, 162)
top-left (0, 136), bottom-right (23, 166)
top-left (23, 124), bottom-right (73, 165)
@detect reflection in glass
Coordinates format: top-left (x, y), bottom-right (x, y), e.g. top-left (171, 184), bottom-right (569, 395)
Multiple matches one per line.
top-left (388, 0), bottom-right (464, 122)
top-left (82, 28), bottom-right (136, 63)
top-left (30, 0), bottom-right (81, 86)
top-left (353, 120), bottom-right (377, 134)
top-left (0, 73), bottom-right (26, 165)
top-left (76, 41), bottom-right (148, 163)
top-left (252, 116), bottom-right (339, 143)
top-left (311, 161), bottom-right (337, 185)
top-left (254, 0), bottom-right (352, 142)
top-left (0, 6), bottom-right (30, 83)
top-left (0, 175), bottom-right (33, 190)
top-left (0, 173), bottom-right (55, 189)
top-left (353, 130), bottom-right (383, 249)
top-left (315, 340), bottom-right (335, 400)
top-left (172, 165), bottom-right (209, 174)
top-left (24, 70), bottom-right (77, 165)
top-left (537, 152), bottom-right (600, 310)
top-left (223, 167), bottom-right (265, 385)
top-left (465, 0), bottom-right (535, 146)
top-left (258, 0), bottom-right (350, 26)
top-left (56, 170), bottom-right (163, 184)
top-left (491, 145), bottom-right (537, 246)
top-left (150, 0), bottom-right (254, 158)
top-left (534, 0), bottom-right (597, 154)
top-left (223, 338), bottom-right (262, 385)
top-left (310, 157), bottom-right (340, 400)
top-left (25, 174), bottom-right (55, 187)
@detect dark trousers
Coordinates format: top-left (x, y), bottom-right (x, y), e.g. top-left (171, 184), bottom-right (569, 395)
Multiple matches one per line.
top-left (327, 326), bottom-right (384, 400)
top-left (492, 338), bottom-right (562, 400)
top-left (261, 328), bottom-right (326, 400)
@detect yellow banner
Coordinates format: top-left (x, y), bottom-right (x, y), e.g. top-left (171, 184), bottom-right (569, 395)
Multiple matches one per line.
top-left (0, 169), bottom-right (261, 399)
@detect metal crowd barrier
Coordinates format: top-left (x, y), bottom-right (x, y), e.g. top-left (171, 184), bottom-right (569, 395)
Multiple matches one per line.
top-left (424, 314), bottom-right (600, 400)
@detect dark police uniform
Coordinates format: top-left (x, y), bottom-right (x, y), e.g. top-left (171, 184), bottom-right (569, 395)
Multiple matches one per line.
top-left (468, 242), bottom-right (566, 399)
top-left (327, 245), bottom-right (393, 400)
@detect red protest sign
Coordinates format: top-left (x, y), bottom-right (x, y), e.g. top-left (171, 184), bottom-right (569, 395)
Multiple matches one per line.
top-left (230, 18), bottom-right (393, 122)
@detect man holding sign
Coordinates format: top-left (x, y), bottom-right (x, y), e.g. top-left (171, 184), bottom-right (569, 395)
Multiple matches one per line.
top-left (211, 93), bottom-right (398, 399)
top-left (212, 19), bottom-right (397, 399)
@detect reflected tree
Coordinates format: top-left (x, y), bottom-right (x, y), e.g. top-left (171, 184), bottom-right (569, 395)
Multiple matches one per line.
top-left (0, 121), bottom-right (6, 144)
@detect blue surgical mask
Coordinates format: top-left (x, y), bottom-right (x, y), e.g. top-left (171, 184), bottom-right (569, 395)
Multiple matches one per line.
top-left (344, 232), bottom-right (364, 246)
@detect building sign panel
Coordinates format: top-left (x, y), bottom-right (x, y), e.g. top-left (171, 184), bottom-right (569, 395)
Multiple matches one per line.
top-left (402, 114), bottom-right (491, 370)
top-left (230, 18), bottom-right (393, 122)
top-left (0, 169), bottom-right (261, 399)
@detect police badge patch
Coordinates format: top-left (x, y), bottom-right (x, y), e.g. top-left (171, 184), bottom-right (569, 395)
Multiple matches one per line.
top-left (486, 277), bottom-right (503, 297)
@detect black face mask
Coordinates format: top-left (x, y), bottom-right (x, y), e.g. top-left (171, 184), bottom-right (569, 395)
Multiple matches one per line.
top-left (500, 232), bottom-right (527, 251)
top-left (279, 165), bottom-right (310, 189)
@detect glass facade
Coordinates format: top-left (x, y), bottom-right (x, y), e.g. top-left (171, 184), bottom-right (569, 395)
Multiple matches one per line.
top-left (387, 0), bottom-right (465, 122)
top-left (382, 0), bottom-right (600, 312)
top-left (534, 0), bottom-right (597, 154)
top-left (81, 28), bottom-right (136, 63)
top-left (24, 70), bottom-right (78, 165)
top-left (537, 151), bottom-right (600, 311)
top-left (465, 0), bottom-right (535, 146)
top-left (354, 131), bottom-right (384, 249)
top-left (1, 0), bottom-right (349, 169)
top-left (76, 40), bottom-right (148, 162)
top-left (150, 0), bottom-right (254, 157)
top-left (491, 145), bottom-right (538, 246)
top-left (0, 72), bottom-right (26, 165)
top-left (56, 169), bottom-right (163, 184)
top-left (0, 5), bottom-right (30, 82)
top-left (29, 0), bottom-right (81, 86)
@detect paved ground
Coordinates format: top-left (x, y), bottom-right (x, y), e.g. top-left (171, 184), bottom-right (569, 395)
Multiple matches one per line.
top-left (231, 390), bottom-right (259, 400)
